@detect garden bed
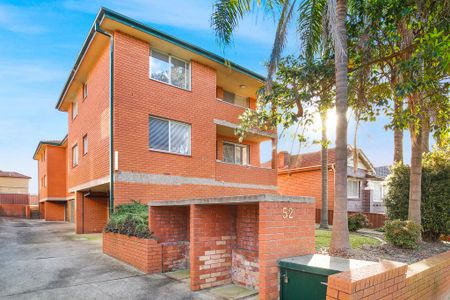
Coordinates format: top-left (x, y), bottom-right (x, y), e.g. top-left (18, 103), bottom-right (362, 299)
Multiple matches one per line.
top-left (103, 232), bottom-right (162, 273)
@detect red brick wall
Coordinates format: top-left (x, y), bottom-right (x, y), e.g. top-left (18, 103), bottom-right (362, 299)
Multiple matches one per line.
top-left (75, 192), bottom-right (108, 233)
top-left (39, 202), bottom-right (45, 219)
top-left (44, 201), bottom-right (65, 221)
top-left (278, 168), bottom-right (334, 210)
top-left (258, 201), bottom-right (316, 300)
top-left (0, 204), bottom-right (26, 217)
top-left (149, 206), bottom-right (190, 272)
top-left (233, 204), bottom-right (259, 289)
top-left (327, 250), bottom-right (450, 300)
top-left (67, 43), bottom-right (110, 190)
top-left (190, 204), bottom-right (236, 290)
top-left (47, 146), bottom-right (67, 198)
top-left (103, 232), bottom-right (162, 273)
top-left (111, 31), bottom-right (275, 205)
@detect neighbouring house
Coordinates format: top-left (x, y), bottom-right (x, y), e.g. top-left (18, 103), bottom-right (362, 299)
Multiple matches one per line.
top-left (372, 165), bottom-right (391, 214)
top-left (0, 170), bottom-right (31, 217)
top-left (277, 145), bottom-right (386, 217)
top-left (33, 137), bottom-right (72, 222)
top-left (36, 8), bottom-right (278, 234)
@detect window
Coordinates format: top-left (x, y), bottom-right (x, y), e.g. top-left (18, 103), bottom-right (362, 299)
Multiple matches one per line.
top-left (347, 179), bottom-right (360, 198)
top-left (83, 83), bottom-right (88, 100)
top-left (223, 90), bottom-right (250, 108)
top-left (83, 135), bottom-right (88, 155)
top-left (72, 144), bottom-right (79, 167)
top-left (150, 50), bottom-right (190, 89)
top-left (72, 101), bottom-right (78, 119)
top-left (372, 182), bottom-right (384, 202)
top-left (223, 142), bottom-right (248, 165)
top-left (41, 175), bottom-right (46, 187)
top-left (149, 116), bottom-right (191, 155)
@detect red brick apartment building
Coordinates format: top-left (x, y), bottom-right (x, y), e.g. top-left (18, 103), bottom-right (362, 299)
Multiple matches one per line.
top-left (33, 137), bottom-right (73, 221)
top-left (35, 8), bottom-right (278, 234)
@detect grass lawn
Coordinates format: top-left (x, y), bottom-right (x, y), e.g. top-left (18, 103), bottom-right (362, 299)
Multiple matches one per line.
top-left (316, 229), bottom-right (381, 250)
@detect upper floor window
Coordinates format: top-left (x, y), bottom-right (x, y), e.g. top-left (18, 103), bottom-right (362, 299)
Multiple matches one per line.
top-left (72, 144), bottom-right (79, 167)
top-left (83, 83), bottom-right (88, 100)
top-left (347, 179), bottom-right (360, 198)
top-left (223, 142), bottom-right (248, 165)
top-left (41, 175), bottom-right (46, 187)
top-left (150, 50), bottom-right (190, 90)
top-left (149, 116), bottom-right (191, 155)
top-left (223, 90), bottom-right (250, 108)
top-left (72, 101), bottom-right (78, 120)
top-left (82, 134), bottom-right (88, 155)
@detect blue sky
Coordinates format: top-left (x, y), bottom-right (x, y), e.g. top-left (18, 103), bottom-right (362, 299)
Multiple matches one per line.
top-left (0, 1), bottom-right (414, 193)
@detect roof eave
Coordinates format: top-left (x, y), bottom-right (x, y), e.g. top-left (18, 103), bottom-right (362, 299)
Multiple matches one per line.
top-left (55, 7), bottom-right (265, 110)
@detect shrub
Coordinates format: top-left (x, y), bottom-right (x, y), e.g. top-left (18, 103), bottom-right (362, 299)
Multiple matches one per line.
top-left (384, 219), bottom-right (421, 249)
top-left (348, 213), bottom-right (370, 232)
top-left (384, 149), bottom-right (450, 241)
top-left (104, 201), bottom-right (153, 239)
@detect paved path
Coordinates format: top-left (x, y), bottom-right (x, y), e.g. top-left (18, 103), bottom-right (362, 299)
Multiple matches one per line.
top-left (0, 217), bottom-right (216, 300)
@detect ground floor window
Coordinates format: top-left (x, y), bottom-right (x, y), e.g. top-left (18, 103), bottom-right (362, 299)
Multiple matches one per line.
top-left (347, 179), bottom-right (360, 198)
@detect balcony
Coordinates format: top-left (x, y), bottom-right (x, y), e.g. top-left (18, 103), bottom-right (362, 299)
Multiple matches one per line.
top-left (214, 120), bottom-right (277, 188)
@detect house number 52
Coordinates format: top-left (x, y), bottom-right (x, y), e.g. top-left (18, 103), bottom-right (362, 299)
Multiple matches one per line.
top-left (282, 207), bottom-right (294, 219)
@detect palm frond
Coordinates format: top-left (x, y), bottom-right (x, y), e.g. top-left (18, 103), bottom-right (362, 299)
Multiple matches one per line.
top-left (211, 0), bottom-right (253, 46)
top-left (298, 0), bottom-right (327, 61)
top-left (266, 0), bottom-right (298, 92)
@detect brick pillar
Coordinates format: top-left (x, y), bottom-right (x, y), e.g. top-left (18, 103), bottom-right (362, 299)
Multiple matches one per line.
top-left (258, 201), bottom-right (315, 300)
top-left (190, 204), bottom-right (236, 291)
top-left (75, 191), bottom-right (83, 234)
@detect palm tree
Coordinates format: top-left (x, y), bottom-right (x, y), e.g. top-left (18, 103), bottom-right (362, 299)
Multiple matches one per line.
top-left (211, 0), bottom-right (351, 252)
top-left (319, 109), bottom-right (329, 229)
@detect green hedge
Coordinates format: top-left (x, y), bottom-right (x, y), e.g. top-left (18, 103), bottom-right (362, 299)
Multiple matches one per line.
top-left (104, 201), bottom-right (153, 239)
top-left (348, 213), bottom-right (369, 232)
top-left (384, 149), bottom-right (450, 241)
top-left (385, 219), bottom-right (421, 249)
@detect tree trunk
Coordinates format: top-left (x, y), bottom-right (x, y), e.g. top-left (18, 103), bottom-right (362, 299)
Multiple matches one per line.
top-left (320, 110), bottom-right (329, 229)
top-left (409, 122), bottom-right (423, 225)
top-left (393, 93), bottom-right (403, 163)
top-left (330, 0), bottom-right (350, 252)
top-left (353, 113), bottom-right (360, 175)
top-left (422, 113), bottom-right (430, 153)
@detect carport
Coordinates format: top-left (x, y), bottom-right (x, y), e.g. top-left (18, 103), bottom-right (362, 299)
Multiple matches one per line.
top-left (149, 194), bottom-right (316, 300)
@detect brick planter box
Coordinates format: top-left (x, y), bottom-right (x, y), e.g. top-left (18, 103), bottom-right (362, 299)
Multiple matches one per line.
top-left (103, 232), bottom-right (162, 273)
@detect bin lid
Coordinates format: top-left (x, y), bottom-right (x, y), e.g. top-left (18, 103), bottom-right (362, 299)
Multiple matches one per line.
top-left (279, 254), bottom-right (376, 276)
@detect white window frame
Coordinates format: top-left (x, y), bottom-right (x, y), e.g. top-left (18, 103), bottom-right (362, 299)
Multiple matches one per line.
top-left (72, 144), bottom-right (79, 167)
top-left (72, 101), bottom-right (78, 120)
top-left (82, 134), bottom-right (88, 156)
top-left (222, 141), bottom-right (249, 166)
top-left (83, 83), bottom-right (88, 100)
top-left (149, 116), bottom-right (191, 156)
top-left (347, 179), bottom-right (360, 199)
top-left (149, 49), bottom-right (191, 90)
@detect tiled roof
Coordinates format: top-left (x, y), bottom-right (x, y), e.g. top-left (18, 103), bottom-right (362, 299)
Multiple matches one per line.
top-left (375, 166), bottom-right (391, 179)
top-left (284, 148), bottom-right (337, 169)
top-left (0, 171), bottom-right (31, 179)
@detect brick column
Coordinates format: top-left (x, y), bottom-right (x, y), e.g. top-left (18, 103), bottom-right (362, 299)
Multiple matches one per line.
top-left (190, 204), bottom-right (236, 291)
top-left (258, 201), bottom-right (315, 300)
top-left (75, 191), bottom-right (83, 234)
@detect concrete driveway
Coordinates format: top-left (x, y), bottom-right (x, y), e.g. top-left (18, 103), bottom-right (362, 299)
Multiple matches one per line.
top-left (0, 217), bottom-right (216, 300)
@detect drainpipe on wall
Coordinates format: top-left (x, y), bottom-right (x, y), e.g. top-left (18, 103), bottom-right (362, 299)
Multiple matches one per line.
top-left (94, 22), bottom-right (114, 217)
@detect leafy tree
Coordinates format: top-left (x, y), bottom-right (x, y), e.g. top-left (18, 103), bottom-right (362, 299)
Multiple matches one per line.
top-left (385, 148), bottom-right (450, 241)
